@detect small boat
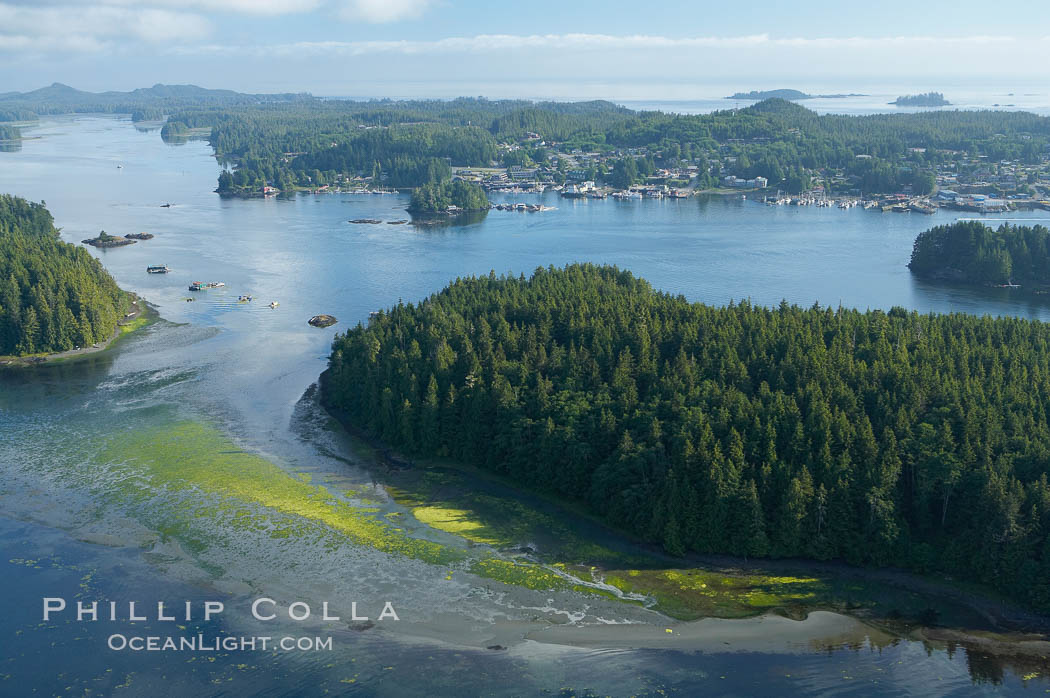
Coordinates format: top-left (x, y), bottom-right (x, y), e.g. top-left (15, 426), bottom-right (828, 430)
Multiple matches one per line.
top-left (189, 281), bottom-right (206, 291)
top-left (116, 165), bottom-right (123, 169)
top-left (160, 203), bottom-right (172, 208)
top-left (269, 301), bottom-right (279, 309)
top-left (146, 265), bottom-right (170, 274)
top-left (238, 295), bottom-right (253, 302)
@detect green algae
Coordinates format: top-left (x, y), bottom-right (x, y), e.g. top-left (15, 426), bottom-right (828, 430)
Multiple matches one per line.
top-left (412, 506), bottom-right (501, 545)
top-left (92, 419), bottom-right (967, 622)
top-left (93, 420), bottom-right (619, 594)
top-left (100, 421), bottom-right (463, 566)
top-left (602, 568), bottom-right (829, 621)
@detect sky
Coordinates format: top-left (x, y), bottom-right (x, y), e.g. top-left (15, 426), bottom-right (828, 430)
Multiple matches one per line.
top-left (3, 0), bottom-right (1050, 99)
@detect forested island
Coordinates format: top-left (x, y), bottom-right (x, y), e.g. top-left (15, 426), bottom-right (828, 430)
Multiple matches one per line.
top-left (324, 264), bottom-right (1050, 612)
top-left (727, 89), bottom-right (864, 100)
top-left (0, 195), bottom-right (130, 355)
top-left (407, 180), bottom-right (490, 216)
top-left (159, 120), bottom-right (192, 140)
top-left (893, 92), bottom-right (951, 107)
top-left (909, 220), bottom-right (1050, 285)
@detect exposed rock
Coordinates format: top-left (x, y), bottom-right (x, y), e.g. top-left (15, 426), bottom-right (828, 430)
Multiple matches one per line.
top-left (309, 314), bottom-right (338, 328)
top-left (82, 231), bottom-right (135, 248)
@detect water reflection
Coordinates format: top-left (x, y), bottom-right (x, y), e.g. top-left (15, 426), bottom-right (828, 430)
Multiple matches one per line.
top-left (409, 209), bottom-right (489, 229)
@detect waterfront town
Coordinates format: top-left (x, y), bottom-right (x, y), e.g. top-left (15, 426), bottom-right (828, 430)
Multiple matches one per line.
top-left (289, 130), bottom-right (1050, 215)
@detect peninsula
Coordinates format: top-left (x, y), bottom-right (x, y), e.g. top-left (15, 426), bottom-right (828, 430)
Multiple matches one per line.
top-left (0, 196), bottom-right (134, 357)
top-left (323, 263), bottom-right (1050, 616)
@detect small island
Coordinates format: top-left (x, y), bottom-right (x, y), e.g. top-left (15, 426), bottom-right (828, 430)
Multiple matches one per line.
top-left (407, 180), bottom-right (489, 217)
top-left (308, 314), bottom-right (338, 328)
top-left (892, 92), bottom-right (951, 107)
top-left (82, 230), bottom-right (135, 248)
top-left (160, 120), bottom-right (191, 139)
top-left (908, 220), bottom-right (1050, 285)
top-left (727, 89), bottom-right (865, 100)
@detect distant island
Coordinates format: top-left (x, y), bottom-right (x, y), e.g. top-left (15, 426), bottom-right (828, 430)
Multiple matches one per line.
top-left (727, 89), bottom-right (866, 100)
top-left (892, 92), bottom-right (951, 107)
top-left (908, 220), bottom-right (1050, 285)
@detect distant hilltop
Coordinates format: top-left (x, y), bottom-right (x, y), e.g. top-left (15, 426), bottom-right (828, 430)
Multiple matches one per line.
top-left (891, 92), bottom-right (951, 107)
top-left (0, 83), bottom-right (313, 123)
top-left (727, 89), bottom-right (866, 101)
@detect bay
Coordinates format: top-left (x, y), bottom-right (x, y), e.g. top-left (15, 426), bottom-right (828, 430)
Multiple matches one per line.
top-left (1, 115), bottom-right (1047, 696)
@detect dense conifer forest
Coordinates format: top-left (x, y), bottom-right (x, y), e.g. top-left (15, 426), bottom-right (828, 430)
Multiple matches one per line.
top-left (0, 195), bottom-right (128, 355)
top-left (324, 264), bottom-right (1050, 611)
top-left (909, 221), bottom-right (1050, 285)
top-left (165, 97), bottom-right (1050, 195)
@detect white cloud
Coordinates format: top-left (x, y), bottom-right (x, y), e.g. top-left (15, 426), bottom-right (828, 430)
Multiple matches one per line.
top-left (105, 0), bottom-right (323, 16)
top-left (0, 3), bottom-right (211, 53)
top-left (336, 0), bottom-right (435, 23)
top-left (191, 32), bottom-right (1019, 57)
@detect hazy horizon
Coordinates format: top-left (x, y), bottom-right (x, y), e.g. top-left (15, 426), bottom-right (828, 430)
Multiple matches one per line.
top-left (3, 1), bottom-right (1050, 98)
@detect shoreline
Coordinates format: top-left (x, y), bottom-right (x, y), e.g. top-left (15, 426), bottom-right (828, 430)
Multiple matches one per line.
top-left (0, 295), bottom-right (156, 367)
top-left (316, 371), bottom-right (1050, 656)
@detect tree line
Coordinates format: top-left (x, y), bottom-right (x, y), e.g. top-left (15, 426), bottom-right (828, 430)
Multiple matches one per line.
top-left (0, 195), bottom-right (129, 355)
top-left (324, 264), bottom-right (1050, 611)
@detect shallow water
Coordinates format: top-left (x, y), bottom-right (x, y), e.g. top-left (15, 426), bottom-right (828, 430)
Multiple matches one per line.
top-left (1, 115), bottom-right (1049, 695)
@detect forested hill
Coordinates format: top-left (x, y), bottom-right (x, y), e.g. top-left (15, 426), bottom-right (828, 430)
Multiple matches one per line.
top-left (0, 195), bottom-right (128, 355)
top-left (909, 221), bottom-right (1050, 285)
top-left (324, 264), bottom-right (1050, 611)
top-left (0, 83), bottom-right (310, 124)
top-left (169, 95), bottom-right (1050, 196)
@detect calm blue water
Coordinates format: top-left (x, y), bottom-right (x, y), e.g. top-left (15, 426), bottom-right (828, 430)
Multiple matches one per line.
top-left (1, 115), bottom-right (1048, 696)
